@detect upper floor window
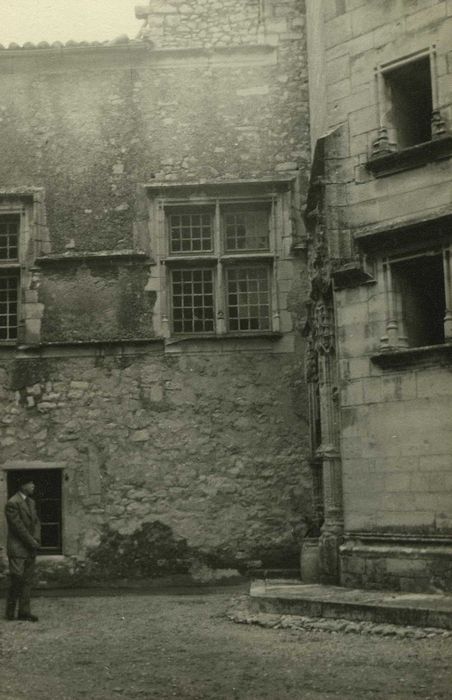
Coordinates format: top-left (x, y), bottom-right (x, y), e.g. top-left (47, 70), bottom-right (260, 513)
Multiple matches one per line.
top-left (369, 48), bottom-right (452, 174)
top-left (379, 243), bottom-right (452, 351)
top-left (165, 201), bottom-right (273, 335)
top-left (383, 55), bottom-right (432, 149)
top-left (144, 180), bottom-right (297, 340)
top-left (0, 191), bottom-right (51, 347)
top-left (0, 215), bottom-right (21, 343)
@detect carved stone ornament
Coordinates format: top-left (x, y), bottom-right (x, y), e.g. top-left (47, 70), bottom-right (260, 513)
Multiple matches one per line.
top-left (305, 336), bottom-right (318, 383)
top-left (313, 299), bottom-right (335, 354)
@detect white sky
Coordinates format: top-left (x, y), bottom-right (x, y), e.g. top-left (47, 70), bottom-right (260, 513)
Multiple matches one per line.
top-left (0, 0), bottom-right (142, 45)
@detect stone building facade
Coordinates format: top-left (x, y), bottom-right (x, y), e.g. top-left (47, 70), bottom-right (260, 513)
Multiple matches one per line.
top-left (1, 0), bottom-right (451, 594)
top-left (0, 0), bottom-right (313, 585)
top-left (305, 0), bottom-right (452, 591)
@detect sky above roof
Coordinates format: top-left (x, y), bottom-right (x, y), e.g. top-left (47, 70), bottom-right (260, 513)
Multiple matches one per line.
top-left (0, 0), bottom-right (141, 45)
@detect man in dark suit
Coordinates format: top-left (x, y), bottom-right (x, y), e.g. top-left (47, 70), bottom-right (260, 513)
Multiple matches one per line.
top-left (4, 476), bottom-right (41, 622)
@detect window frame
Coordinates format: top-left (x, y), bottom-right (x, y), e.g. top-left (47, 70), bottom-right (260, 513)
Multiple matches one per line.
top-left (381, 54), bottom-right (434, 150)
top-left (0, 191), bottom-right (50, 347)
top-left (368, 45), bottom-right (452, 174)
top-left (0, 209), bottom-right (23, 345)
top-left (378, 242), bottom-right (452, 351)
top-left (162, 195), bottom-right (278, 337)
top-left (375, 47), bottom-right (438, 151)
top-left (0, 461), bottom-right (69, 559)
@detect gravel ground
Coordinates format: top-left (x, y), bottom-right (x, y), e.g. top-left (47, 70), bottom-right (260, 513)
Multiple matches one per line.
top-left (1, 589), bottom-right (452, 700)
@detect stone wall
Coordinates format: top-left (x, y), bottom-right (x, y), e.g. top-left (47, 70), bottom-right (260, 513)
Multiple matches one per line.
top-left (136, 0), bottom-right (306, 50)
top-left (306, 0), bottom-right (452, 591)
top-left (0, 346), bottom-right (311, 584)
top-left (316, 0), bottom-right (452, 239)
top-left (136, 0), bottom-right (263, 48)
top-left (337, 282), bottom-right (452, 536)
top-left (39, 260), bottom-right (155, 343)
top-left (0, 2), bottom-right (309, 256)
top-left (0, 0), bottom-right (313, 584)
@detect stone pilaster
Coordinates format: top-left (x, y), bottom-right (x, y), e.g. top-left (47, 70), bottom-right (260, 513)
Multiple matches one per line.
top-left (317, 348), bottom-right (343, 583)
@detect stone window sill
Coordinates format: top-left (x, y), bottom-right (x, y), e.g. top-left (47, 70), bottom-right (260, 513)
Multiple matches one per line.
top-left (367, 135), bottom-right (452, 178)
top-left (371, 342), bottom-right (452, 369)
top-left (166, 331), bottom-right (283, 346)
top-left (35, 250), bottom-right (151, 266)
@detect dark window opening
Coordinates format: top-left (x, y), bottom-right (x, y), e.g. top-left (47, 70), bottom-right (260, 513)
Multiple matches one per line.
top-left (7, 469), bottom-right (63, 554)
top-left (384, 57), bottom-right (433, 148)
top-left (392, 253), bottom-right (445, 348)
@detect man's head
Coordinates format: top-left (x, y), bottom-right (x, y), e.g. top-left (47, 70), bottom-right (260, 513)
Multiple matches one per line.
top-left (18, 477), bottom-right (35, 497)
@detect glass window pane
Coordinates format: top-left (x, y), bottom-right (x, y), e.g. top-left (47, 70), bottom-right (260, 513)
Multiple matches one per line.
top-left (226, 266), bottom-right (270, 332)
top-left (169, 211), bottom-right (213, 254)
top-left (223, 209), bottom-right (270, 252)
top-left (171, 268), bottom-right (214, 334)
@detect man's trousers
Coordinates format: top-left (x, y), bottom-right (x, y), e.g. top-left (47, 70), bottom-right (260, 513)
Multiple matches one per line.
top-left (6, 556), bottom-right (36, 618)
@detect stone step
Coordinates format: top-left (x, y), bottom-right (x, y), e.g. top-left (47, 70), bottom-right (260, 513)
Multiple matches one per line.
top-left (246, 568), bottom-right (300, 580)
top-left (249, 580), bottom-right (452, 630)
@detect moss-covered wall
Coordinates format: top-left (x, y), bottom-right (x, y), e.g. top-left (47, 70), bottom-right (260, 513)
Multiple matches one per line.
top-left (0, 5), bottom-right (308, 254)
top-left (39, 263), bottom-right (155, 342)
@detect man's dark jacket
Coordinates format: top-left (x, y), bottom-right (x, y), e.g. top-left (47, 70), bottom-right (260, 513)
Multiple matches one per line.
top-left (5, 493), bottom-right (41, 558)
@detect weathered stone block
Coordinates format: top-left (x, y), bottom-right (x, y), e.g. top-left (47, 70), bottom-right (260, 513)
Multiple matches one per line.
top-left (384, 473), bottom-right (411, 492)
top-left (325, 12), bottom-right (353, 47)
top-left (326, 54), bottom-right (350, 84)
top-left (341, 380), bottom-right (364, 406)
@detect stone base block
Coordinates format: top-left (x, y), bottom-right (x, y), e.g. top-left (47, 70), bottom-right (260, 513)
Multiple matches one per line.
top-left (340, 535), bottom-right (452, 593)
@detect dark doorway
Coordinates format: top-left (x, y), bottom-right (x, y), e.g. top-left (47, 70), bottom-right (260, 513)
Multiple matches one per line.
top-left (7, 469), bottom-right (62, 554)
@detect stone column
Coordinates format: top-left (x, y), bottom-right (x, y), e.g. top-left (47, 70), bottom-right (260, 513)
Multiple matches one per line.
top-left (317, 348), bottom-right (343, 583)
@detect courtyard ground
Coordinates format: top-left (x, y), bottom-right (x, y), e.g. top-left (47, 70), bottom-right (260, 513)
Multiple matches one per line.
top-left (1, 588), bottom-right (452, 700)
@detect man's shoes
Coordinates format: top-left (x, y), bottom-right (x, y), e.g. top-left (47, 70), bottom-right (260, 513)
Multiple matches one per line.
top-left (17, 613), bottom-right (38, 622)
top-left (5, 602), bottom-right (16, 620)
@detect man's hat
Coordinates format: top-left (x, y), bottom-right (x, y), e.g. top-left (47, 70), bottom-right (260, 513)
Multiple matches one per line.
top-left (18, 474), bottom-right (35, 487)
